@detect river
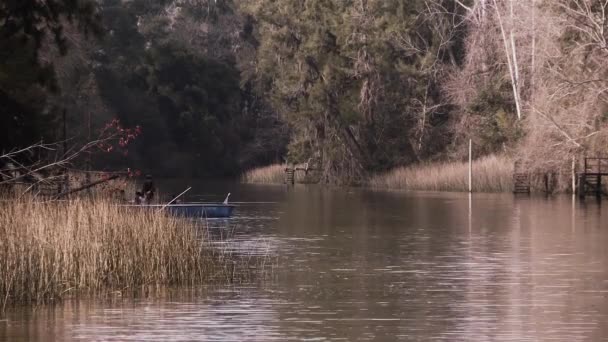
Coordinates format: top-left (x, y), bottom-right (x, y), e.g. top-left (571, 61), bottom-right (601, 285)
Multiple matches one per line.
top-left (2, 183), bottom-right (608, 341)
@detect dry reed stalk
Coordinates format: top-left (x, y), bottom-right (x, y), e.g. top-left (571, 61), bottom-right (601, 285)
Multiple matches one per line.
top-left (370, 155), bottom-right (514, 192)
top-left (0, 197), bottom-right (258, 310)
top-left (241, 164), bottom-right (286, 184)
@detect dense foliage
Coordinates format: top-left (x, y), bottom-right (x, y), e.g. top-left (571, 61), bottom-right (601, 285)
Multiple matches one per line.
top-left (2, 0), bottom-right (608, 182)
top-left (242, 0), bottom-right (468, 183)
top-left (1, 0), bottom-right (287, 177)
top-left (0, 0), bottom-right (101, 156)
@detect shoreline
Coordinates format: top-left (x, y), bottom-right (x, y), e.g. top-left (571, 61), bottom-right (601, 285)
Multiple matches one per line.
top-left (241, 156), bottom-right (513, 192)
top-left (240, 155), bottom-right (578, 194)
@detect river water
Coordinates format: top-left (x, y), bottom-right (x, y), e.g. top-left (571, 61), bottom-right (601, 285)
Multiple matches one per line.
top-left (2, 184), bottom-right (608, 341)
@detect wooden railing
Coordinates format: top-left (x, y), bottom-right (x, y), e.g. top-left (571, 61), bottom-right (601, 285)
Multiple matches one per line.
top-left (584, 157), bottom-right (608, 175)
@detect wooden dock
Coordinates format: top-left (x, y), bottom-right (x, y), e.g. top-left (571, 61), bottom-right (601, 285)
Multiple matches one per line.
top-left (512, 158), bottom-right (608, 196)
top-left (513, 161), bottom-right (530, 194)
top-left (285, 168), bottom-right (295, 185)
top-left (578, 157), bottom-right (608, 198)
top-left (285, 160), bottom-right (317, 185)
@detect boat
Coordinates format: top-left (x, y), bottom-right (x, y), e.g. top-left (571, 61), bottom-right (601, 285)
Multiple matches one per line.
top-left (164, 203), bottom-right (235, 218)
top-left (123, 203), bottom-right (236, 218)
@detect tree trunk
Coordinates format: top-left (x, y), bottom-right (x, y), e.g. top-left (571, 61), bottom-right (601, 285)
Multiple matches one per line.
top-left (326, 92), bottom-right (368, 168)
top-left (493, 0), bottom-right (522, 120)
top-left (314, 91), bottom-right (369, 183)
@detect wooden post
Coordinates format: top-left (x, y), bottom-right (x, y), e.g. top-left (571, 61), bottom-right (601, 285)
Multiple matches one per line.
top-left (468, 139), bottom-right (472, 193)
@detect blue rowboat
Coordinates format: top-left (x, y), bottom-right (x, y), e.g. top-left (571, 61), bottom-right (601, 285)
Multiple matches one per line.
top-left (164, 203), bottom-right (235, 218)
top-left (124, 203), bottom-right (235, 218)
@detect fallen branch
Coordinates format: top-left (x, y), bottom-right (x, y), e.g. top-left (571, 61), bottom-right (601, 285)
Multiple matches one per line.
top-left (1, 120), bottom-right (140, 187)
top-left (54, 174), bottom-right (120, 199)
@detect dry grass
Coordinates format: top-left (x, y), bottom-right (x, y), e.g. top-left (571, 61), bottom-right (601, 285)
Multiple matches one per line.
top-left (241, 164), bottom-right (286, 184)
top-left (370, 155), bottom-right (514, 192)
top-left (0, 197), bottom-right (258, 309)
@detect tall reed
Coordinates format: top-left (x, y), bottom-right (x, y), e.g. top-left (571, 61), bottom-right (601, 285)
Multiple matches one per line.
top-left (0, 197), bottom-right (252, 309)
top-left (241, 164), bottom-right (286, 184)
top-left (370, 155), bottom-right (513, 192)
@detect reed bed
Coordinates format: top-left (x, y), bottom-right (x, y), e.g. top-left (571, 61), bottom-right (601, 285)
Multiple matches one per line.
top-left (0, 197), bottom-right (257, 309)
top-left (241, 164), bottom-right (286, 184)
top-left (370, 155), bottom-right (514, 192)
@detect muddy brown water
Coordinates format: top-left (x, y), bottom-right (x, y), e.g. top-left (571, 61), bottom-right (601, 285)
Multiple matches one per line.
top-left (2, 183), bottom-right (608, 341)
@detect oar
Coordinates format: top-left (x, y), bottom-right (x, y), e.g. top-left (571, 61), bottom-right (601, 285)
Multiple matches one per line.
top-left (158, 187), bottom-right (192, 212)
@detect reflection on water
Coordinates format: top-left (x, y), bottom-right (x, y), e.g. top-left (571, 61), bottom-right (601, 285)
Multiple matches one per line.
top-left (2, 184), bottom-right (608, 341)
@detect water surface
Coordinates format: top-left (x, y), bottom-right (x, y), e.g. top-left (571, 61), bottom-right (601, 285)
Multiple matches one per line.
top-left (2, 184), bottom-right (608, 341)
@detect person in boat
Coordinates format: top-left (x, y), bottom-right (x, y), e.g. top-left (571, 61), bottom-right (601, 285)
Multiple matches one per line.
top-left (134, 191), bottom-right (144, 204)
top-left (142, 174), bottom-right (156, 204)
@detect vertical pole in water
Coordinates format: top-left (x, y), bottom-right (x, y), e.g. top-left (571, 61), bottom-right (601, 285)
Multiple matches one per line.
top-left (468, 192), bottom-right (472, 234)
top-left (62, 109), bottom-right (68, 194)
top-left (572, 156), bottom-right (576, 196)
top-left (597, 160), bottom-right (602, 198)
top-left (468, 139), bottom-right (472, 193)
top-left (571, 190), bottom-right (576, 233)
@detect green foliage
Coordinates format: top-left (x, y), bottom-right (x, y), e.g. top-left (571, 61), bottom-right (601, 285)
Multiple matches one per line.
top-left (145, 42), bottom-right (243, 175)
top-left (286, 139), bottom-right (314, 165)
top-left (1, 0), bottom-right (527, 181)
top-left (89, 0), bottom-right (287, 177)
top-left (0, 0), bottom-right (101, 153)
top-left (467, 80), bottom-right (522, 153)
top-left (0, 0), bottom-right (102, 54)
top-left (243, 0), bottom-right (464, 181)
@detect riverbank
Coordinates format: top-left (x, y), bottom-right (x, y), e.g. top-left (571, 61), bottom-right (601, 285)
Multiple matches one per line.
top-left (241, 155), bottom-right (513, 192)
top-left (370, 155), bottom-right (513, 192)
top-left (0, 197), bottom-right (258, 310)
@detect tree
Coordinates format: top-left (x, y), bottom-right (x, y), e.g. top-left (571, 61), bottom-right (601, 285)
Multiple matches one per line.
top-left (444, 0), bottom-right (526, 157)
top-left (0, 0), bottom-right (102, 153)
top-left (79, 0), bottom-right (286, 177)
top-left (522, 0), bottom-right (608, 176)
top-left (242, 0), bottom-right (465, 183)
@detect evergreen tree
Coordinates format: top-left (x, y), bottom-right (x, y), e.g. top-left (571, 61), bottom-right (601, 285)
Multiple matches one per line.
top-left (242, 0), bottom-right (465, 183)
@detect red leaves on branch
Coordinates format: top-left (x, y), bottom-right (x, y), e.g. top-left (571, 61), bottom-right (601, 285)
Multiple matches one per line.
top-left (94, 120), bottom-right (143, 179)
top-left (97, 119), bottom-right (142, 156)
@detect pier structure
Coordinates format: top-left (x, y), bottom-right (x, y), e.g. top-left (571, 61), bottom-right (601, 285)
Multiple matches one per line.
top-left (578, 157), bottom-right (608, 198)
top-left (513, 160), bottom-right (531, 194)
top-left (512, 157), bottom-right (608, 197)
top-left (284, 159), bottom-right (316, 185)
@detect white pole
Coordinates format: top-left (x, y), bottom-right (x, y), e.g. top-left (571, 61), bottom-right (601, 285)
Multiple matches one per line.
top-left (571, 156), bottom-right (576, 195)
top-left (468, 192), bottom-right (472, 234)
top-left (469, 139), bottom-right (473, 193)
